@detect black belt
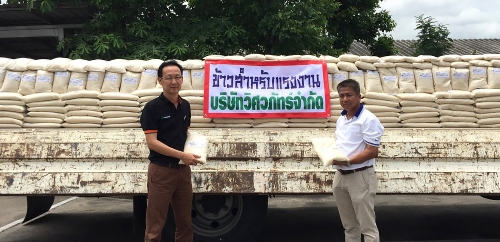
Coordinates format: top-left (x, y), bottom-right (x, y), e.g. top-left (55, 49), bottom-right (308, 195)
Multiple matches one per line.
top-left (337, 165), bottom-right (373, 175)
top-left (164, 163), bottom-right (187, 169)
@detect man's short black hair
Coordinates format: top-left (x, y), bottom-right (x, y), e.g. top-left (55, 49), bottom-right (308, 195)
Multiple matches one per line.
top-left (157, 60), bottom-right (183, 77)
top-left (337, 79), bottom-right (361, 95)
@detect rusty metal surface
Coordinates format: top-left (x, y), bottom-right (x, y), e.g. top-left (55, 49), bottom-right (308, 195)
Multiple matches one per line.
top-left (1, 128), bottom-right (500, 195)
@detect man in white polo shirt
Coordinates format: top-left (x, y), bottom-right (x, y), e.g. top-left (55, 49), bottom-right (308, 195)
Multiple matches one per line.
top-left (332, 79), bottom-right (384, 242)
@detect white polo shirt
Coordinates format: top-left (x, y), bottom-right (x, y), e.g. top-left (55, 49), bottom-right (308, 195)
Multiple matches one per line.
top-left (334, 103), bottom-right (384, 170)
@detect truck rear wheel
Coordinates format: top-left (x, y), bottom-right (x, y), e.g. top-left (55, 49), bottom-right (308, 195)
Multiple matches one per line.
top-left (192, 194), bottom-right (268, 242)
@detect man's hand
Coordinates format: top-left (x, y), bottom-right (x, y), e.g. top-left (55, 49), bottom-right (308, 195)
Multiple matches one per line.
top-left (180, 153), bottom-right (203, 166)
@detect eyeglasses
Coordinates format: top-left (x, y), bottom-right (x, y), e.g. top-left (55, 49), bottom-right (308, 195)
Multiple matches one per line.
top-left (161, 75), bottom-right (182, 82)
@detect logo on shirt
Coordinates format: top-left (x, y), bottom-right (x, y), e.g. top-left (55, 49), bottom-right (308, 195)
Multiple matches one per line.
top-left (161, 116), bottom-right (171, 119)
top-left (184, 115), bottom-right (186, 120)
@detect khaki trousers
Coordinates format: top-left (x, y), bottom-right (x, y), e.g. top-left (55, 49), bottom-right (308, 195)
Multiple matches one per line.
top-left (144, 163), bottom-right (194, 242)
top-left (333, 167), bottom-right (379, 242)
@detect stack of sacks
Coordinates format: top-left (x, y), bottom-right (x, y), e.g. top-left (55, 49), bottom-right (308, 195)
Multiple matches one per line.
top-left (287, 118), bottom-right (328, 128)
top-left (43, 58), bottom-right (71, 94)
top-left (472, 89), bottom-right (500, 128)
top-left (397, 93), bottom-right (440, 128)
top-left (22, 92), bottom-right (65, 128)
top-left (363, 92), bottom-right (401, 128)
top-left (179, 90), bottom-right (214, 128)
top-left (252, 118), bottom-right (289, 128)
top-left (0, 93), bottom-right (25, 128)
top-left (61, 90), bottom-right (102, 128)
top-left (131, 88), bottom-right (163, 109)
top-left (434, 91), bottom-right (477, 128)
top-left (101, 59), bottom-right (128, 93)
top-left (182, 59), bottom-right (203, 91)
top-left (213, 118), bottom-right (252, 128)
top-left (86, 60), bottom-right (108, 92)
top-left (120, 60), bottom-right (143, 94)
top-left (1, 58), bottom-right (32, 93)
top-left (98, 92), bottom-right (141, 128)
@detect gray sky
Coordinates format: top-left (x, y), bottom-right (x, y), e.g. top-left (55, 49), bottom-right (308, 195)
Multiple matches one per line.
top-left (379, 0), bottom-right (500, 40)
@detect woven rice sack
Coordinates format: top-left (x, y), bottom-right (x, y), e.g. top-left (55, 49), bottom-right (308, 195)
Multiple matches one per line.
top-left (438, 104), bottom-right (475, 112)
top-left (4, 58), bottom-right (32, 71)
top-left (468, 67), bottom-right (488, 91)
top-left (119, 71), bottom-right (141, 93)
top-left (34, 70), bottom-right (54, 93)
top-left (106, 59), bottom-right (127, 73)
top-left (327, 63), bottom-right (339, 74)
top-left (364, 70), bottom-right (383, 93)
top-left (359, 56), bottom-right (380, 63)
top-left (65, 105), bottom-right (101, 112)
top-left (44, 58), bottom-right (70, 72)
top-left (400, 100), bottom-right (438, 108)
top-left (101, 72), bottom-right (122, 93)
top-left (337, 62), bottom-right (358, 72)
top-left (333, 71), bottom-right (348, 92)
top-left (413, 69), bottom-right (434, 93)
top-left (487, 67), bottom-right (500, 89)
top-left (378, 68), bottom-right (398, 94)
top-left (52, 71), bottom-right (71, 94)
top-left (180, 70), bottom-right (193, 90)
top-left (364, 92), bottom-right (400, 102)
top-left (339, 54), bottom-right (359, 62)
top-left (432, 66), bottom-right (452, 92)
top-left (67, 72), bottom-right (88, 92)
top-left (401, 106), bottom-right (437, 113)
top-left (87, 60), bottom-right (108, 72)
top-left (0, 71), bottom-right (22, 92)
top-left (348, 71), bottom-right (365, 93)
top-left (471, 89), bottom-right (500, 98)
top-left (68, 59), bottom-right (89, 72)
top-left (60, 90), bottom-right (100, 100)
top-left (396, 67), bottom-right (416, 93)
top-left (29, 106), bottom-right (66, 113)
top-left (191, 69), bottom-right (204, 90)
top-left (433, 91), bottom-right (472, 99)
top-left (439, 110), bottom-right (476, 117)
top-left (85, 71), bottom-right (105, 91)
top-left (66, 110), bottom-right (102, 117)
top-left (65, 116), bottom-right (103, 124)
top-left (18, 71), bottom-right (37, 95)
top-left (64, 98), bottom-right (100, 106)
top-left (22, 92), bottom-right (60, 103)
top-left (132, 88), bottom-right (163, 97)
top-left (435, 99), bottom-right (474, 105)
top-left (413, 62), bottom-right (433, 69)
top-left (450, 68), bottom-right (469, 91)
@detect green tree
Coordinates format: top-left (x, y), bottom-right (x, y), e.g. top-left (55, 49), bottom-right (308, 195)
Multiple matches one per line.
top-left (413, 14), bottom-right (453, 56)
top-left (8, 0), bottom-right (396, 59)
top-left (369, 34), bottom-right (398, 56)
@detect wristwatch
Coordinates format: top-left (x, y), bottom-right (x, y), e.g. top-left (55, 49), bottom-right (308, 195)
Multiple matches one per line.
top-left (345, 159), bottom-right (351, 166)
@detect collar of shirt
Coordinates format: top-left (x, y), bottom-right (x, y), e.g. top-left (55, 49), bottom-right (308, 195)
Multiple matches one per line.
top-left (159, 93), bottom-right (183, 106)
top-left (340, 103), bottom-right (364, 118)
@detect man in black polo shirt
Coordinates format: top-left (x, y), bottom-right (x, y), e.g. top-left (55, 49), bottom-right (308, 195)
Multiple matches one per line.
top-left (140, 60), bottom-right (202, 242)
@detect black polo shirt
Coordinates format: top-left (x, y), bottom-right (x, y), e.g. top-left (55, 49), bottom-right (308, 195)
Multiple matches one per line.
top-left (140, 94), bottom-right (191, 166)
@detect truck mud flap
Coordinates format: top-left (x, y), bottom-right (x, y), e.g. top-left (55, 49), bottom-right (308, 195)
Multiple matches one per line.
top-left (23, 196), bottom-right (55, 223)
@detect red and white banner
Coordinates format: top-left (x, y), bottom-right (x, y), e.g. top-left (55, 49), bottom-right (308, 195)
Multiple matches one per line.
top-left (203, 60), bottom-right (330, 118)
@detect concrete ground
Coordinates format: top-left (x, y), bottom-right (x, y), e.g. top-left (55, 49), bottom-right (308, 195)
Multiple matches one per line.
top-left (1, 195), bottom-right (500, 242)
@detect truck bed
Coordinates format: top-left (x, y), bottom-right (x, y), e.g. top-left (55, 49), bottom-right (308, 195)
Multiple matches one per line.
top-left (1, 128), bottom-right (499, 195)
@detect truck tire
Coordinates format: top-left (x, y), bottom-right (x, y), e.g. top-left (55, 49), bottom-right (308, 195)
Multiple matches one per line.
top-left (192, 194), bottom-right (268, 242)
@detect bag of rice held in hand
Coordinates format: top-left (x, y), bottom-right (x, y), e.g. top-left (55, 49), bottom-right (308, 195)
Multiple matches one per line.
top-left (311, 138), bottom-right (349, 166)
top-left (180, 133), bottom-right (209, 164)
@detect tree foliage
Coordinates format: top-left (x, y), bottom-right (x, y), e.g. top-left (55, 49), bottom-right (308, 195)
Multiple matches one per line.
top-left (7, 0), bottom-right (397, 59)
top-left (413, 14), bottom-right (453, 56)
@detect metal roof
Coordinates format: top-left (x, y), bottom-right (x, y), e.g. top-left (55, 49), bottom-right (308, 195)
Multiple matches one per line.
top-left (349, 39), bottom-right (500, 56)
top-left (0, 2), bottom-right (96, 27)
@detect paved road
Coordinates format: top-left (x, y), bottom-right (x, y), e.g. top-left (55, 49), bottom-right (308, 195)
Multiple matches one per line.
top-left (1, 195), bottom-right (500, 242)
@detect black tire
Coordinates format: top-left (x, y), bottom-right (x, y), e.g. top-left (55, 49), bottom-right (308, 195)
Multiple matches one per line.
top-left (192, 194), bottom-right (268, 242)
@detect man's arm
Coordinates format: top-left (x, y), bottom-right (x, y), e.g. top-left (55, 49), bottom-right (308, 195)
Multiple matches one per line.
top-left (145, 133), bottom-right (201, 166)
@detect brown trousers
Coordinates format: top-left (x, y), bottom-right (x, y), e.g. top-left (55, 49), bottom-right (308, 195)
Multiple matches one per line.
top-left (144, 163), bottom-right (194, 242)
